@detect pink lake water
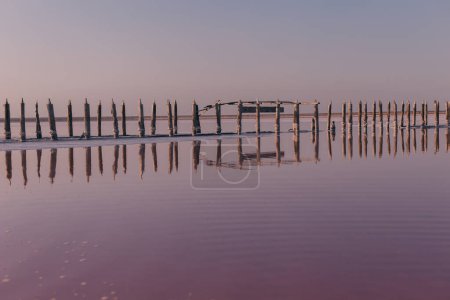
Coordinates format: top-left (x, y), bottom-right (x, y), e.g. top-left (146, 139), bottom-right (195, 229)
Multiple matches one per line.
top-left (0, 119), bottom-right (450, 299)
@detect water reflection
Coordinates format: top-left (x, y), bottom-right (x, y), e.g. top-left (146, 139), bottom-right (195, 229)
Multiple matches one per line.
top-left (2, 127), bottom-right (450, 186)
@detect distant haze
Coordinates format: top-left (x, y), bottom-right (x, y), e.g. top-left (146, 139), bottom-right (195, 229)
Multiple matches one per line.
top-left (0, 0), bottom-right (449, 116)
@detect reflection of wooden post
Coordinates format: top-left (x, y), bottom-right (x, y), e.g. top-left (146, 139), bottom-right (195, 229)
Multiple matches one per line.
top-left (5, 151), bottom-right (12, 184)
top-left (139, 144), bottom-right (145, 178)
top-left (152, 143), bottom-right (158, 172)
top-left (413, 101), bottom-right (417, 127)
top-left (122, 144), bottom-right (127, 174)
top-left (328, 131), bottom-right (333, 160)
top-left (98, 146), bottom-right (103, 175)
top-left (111, 100), bottom-right (119, 138)
top-left (84, 98), bottom-right (91, 139)
top-left (21, 150), bottom-right (27, 186)
top-left (35, 102), bottom-right (43, 139)
top-left (167, 100), bottom-right (173, 136)
top-left (97, 101), bottom-right (102, 137)
top-left (435, 100), bottom-right (439, 127)
top-left (49, 148), bottom-right (57, 184)
top-left (193, 141), bottom-right (201, 171)
top-left (4, 100), bottom-right (11, 140)
top-left (387, 127), bottom-right (391, 156)
top-left (174, 142), bottom-right (178, 171)
top-left (68, 148), bottom-right (74, 177)
top-left (85, 147), bottom-right (91, 182)
top-left (36, 149), bottom-right (42, 178)
top-left (138, 99), bottom-right (145, 137)
top-left (327, 102), bottom-right (332, 131)
top-left (20, 99), bottom-right (26, 141)
top-left (112, 145), bottom-right (119, 179)
top-left (173, 100), bottom-right (178, 135)
top-left (121, 101), bottom-right (127, 136)
top-left (168, 142), bottom-right (173, 174)
top-left (151, 101), bottom-right (157, 135)
top-left (237, 100), bottom-right (243, 134)
top-left (47, 99), bottom-right (58, 140)
top-left (435, 127), bottom-right (440, 153)
top-left (67, 100), bottom-right (73, 137)
top-left (294, 134), bottom-right (300, 162)
top-left (216, 102), bottom-right (222, 135)
top-left (275, 135), bottom-right (281, 166)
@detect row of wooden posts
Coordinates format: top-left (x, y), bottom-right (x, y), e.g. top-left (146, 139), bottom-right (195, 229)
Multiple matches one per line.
top-left (2, 99), bottom-right (450, 142)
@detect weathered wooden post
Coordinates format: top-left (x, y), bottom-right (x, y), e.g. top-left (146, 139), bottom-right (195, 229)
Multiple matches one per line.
top-left (435, 100), bottom-right (439, 127)
top-left (111, 100), bottom-right (119, 138)
top-left (255, 101), bottom-right (261, 134)
top-left (294, 101), bottom-right (300, 133)
top-left (20, 98), bottom-right (26, 141)
top-left (49, 148), bottom-right (57, 183)
top-left (421, 102), bottom-right (426, 128)
top-left (37, 149), bottom-right (42, 178)
top-left (98, 146), bottom-right (103, 175)
top-left (192, 101), bottom-right (197, 136)
top-left (378, 100), bottom-right (383, 127)
top-left (387, 101), bottom-right (391, 126)
top-left (446, 101), bottom-right (450, 127)
top-left (348, 101), bottom-right (353, 127)
top-left (372, 100), bottom-right (376, 127)
top-left (173, 100), bottom-right (178, 135)
top-left (84, 98), bottom-right (91, 139)
top-left (167, 100), bottom-right (174, 136)
top-left (393, 100), bottom-right (398, 128)
top-left (138, 99), bottom-right (145, 137)
top-left (342, 102), bottom-right (346, 128)
top-left (311, 117), bottom-right (315, 133)
top-left (35, 102), bottom-right (42, 139)
top-left (85, 147), bottom-right (92, 182)
top-left (121, 101), bottom-right (127, 136)
top-left (327, 102), bottom-right (332, 132)
top-left (216, 102), bottom-right (222, 134)
top-left (47, 99), bottom-right (58, 140)
top-left (364, 102), bottom-right (368, 134)
top-left (237, 100), bottom-right (243, 134)
top-left (67, 100), bottom-right (73, 137)
top-left (97, 101), bottom-right (102, 137)
top-left (400, 101), bottom-right (405, 128)
top-left (413, 101), bottom-right (417, 127)
top-left (406, 101), bottom-right (411, 129)
top-left (139, 144), bottom-right (145, 178)
top-left (4, 99), bottom-right (11, 140)
top-left (151, 101), bottom-right (157, 135)
top-left (275, 100), bottom-right (281, 134)
top-left (195, 102), bottom-right (201, 134)
top-left (314, 101), bottom-right (319, 132)
top-left (122, 144), bottom-right (127, 174)
top-left (68, 148), bottom-right (74, 177)
top-left (425, 102), bottom-right (429, 126)
top-left (358, 101), bottom-right (362, 129)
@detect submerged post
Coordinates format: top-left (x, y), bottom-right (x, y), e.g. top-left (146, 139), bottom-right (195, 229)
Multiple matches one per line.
top-left (151, 101), bottom-right (157, 135)
top-left (84, 98), bottom-right (91, 139)
top-left (121, 101), bottom-right (127, 136)
top-left (35, 102), bottom-right (42, 139)
top-left (173, 100), bottom-right (178, 135)
top-left (97, 101), bottom-right (102, 137)
top-left (4, 99), bottom-right (11, 140)
top-left (167, 100), bottom-right (173, 136)
top-left (47, 99), bottom-right (58, 140)
top-left (67, 100), bottom-right (73, 137)
top-left (20, 98), bottom-right (26, 141)
top-left (216, 102), bottom-right (222, 135)
top-left (138, 99), bottom-right (145, 137)
top-left (111, 100), bottom-right (119, 138)
top-left (237, 100), bottom-right (243, 134)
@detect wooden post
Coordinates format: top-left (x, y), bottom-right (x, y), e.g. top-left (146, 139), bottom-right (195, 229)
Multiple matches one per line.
top-left (393, 100), bottom-right (398, 128)
top-left (275, 100), bottom-right (281, 133)
top-left (425, 102), bottom-right (428, 126)
top-left (294, 101), bottom-right (300, 133)
top-left (237, 100), bottom-right (243, 134)
top-left (406, 101), bottom-right (411, 129)
top-left (314, 102), bottom-right (319, 132)
top-left (167, 100), bottom-right (173, 136)
top-left (400, 101), bottom-right (405, 128)
top-left (358, 101), bottom-right (362, 129)
top-left (4, 99), bottom-right (11, 140)
top-left (20, 98), bottom-right (26, 141)
top-left (364, 102), bottom-right (368, 134)
top-left (35, 102), bottom-right (42, 139)
top-left (47, 99), bottom-right (58, 140)
top-left (111, 100), bottom-right (119, 138)
top-left (413, 101), bottom-right (417, 127)
top-left (173, 100), bottom-right (178, 135)
top-left (151, 101), bottom-right (157, 135)
top-left (342, 102), bottom-right (346, 127)
top-left (348, 101), bottom-right (353, 127)
top-left (97, 101), bottom-right (102, 137)
top-left (421, 102), bottom-right (426, 128)
top-left (372, 100), bottom-right (376, 127)
top-left (435, 100), bottom-right (439, 127)
top-left (84, 98), bottom-right (91, 139)
top-left (67, 100), bottom-right (73, 137)
top-left (387, 101), bottom-right (391, 126)
top-left (196, 102), bottom-right (201, 134)
top-left (121, 101), bottom-right (127, 136)
top-left (138, 99), bottom-right (145, 137)
top-left (447, 101), bottom-right (450, 127)
top-left (378, 100), bottom-right (383, 127)
top-left (216, 102), bottom-right (222, 134)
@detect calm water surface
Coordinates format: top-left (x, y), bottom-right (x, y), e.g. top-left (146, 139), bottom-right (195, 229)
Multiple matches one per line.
top-left (1, 120), bottom-right (450, 299)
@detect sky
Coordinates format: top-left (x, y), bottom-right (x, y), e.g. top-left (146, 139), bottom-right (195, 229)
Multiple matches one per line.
top-left (0, 0), bottom-right (449, 115)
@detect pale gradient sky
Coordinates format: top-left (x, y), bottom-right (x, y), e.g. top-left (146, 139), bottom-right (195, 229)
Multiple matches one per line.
top-left (0, 0), bottom-right (449, 115)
